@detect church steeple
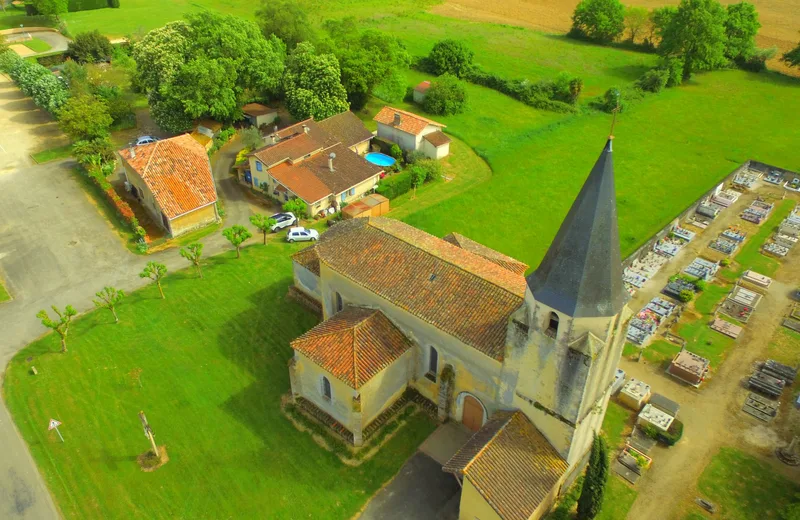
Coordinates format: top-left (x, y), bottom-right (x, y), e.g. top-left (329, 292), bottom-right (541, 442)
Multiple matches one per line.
top-left (526, 138), bottom-right (627, 318)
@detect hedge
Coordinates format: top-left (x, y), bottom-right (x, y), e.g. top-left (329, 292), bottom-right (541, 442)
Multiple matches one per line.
top-left (464, 69), bottom-right (579, 114)
top-left (376, 170), bottom-right (413, 199)
top-left (67, 0), bottom-right (118, 11)
top-left (85, 167), bottom-right (137, 230)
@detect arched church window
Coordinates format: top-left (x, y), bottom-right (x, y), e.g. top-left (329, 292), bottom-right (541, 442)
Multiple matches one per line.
top-left (546, 312), bottom-right (559, 338)
top-left (321, 376), bottom-right (332, 401)
top-left (426, 347), bottom-right (439, 382)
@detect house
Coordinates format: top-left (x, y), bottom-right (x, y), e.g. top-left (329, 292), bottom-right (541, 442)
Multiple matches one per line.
top-left (373, 106), bottom-right (451, 159)
top-left (119, 134), bottom-right (219, 237)
top-left (288, 137), bottom-right (631, 520)
top-left (242, 103), bottom-right (278, 128)
top-left (243, 113), bottom-right (381, 217)
top-left (191, 119), bottom-right (223, 151)
top-left (413, 80), bottom-right (431, 104)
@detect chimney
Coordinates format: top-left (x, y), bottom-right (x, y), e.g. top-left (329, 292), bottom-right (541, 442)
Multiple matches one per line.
top-left (129, 146), bottom-right (136, 158)
top-left (393, 113), bottom-right (401, 126)
top-left (328, 152), bottom-right (336, 172)
top-left (303, 124), bottom-right (309, 135)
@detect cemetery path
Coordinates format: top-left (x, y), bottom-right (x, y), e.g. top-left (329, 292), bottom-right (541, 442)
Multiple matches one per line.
top-left (619, 190), bottom-right (800, 520)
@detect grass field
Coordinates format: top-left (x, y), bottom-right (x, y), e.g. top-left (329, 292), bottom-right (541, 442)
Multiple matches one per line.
top-left (596, 476), bottom-right (638, 520)
top-left (767, 326), bottom-right (800, 368)
top-left (601, 400), bottom-right (633, 450)
top-left (22, 37), bottom-right (52, 53)
top-left (696, 447), bottom-right (800, 520)
top-left (3, 243), bottom-right (436, 519)
top-left (693, 282), bottom-right (731, 315)
top-left (31, 144), bottom-right (72, 163)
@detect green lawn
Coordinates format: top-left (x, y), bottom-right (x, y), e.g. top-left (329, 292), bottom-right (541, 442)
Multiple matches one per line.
top-left (31, 144), bottom-right (72, 163)
top-left (722, 199), bottom-right (795, 279)
top-left (697, 447), bottom-right (800, 520)
top-left (601, 400), bottom-right (633, 450)
top-left (3, 243), bottom-right (436, 519)
top-left (22, 37), bottom-right (52, 53)
top-left (596, 476), bottom-right (638, 520)
top-left (766, 327), bottom-right (800, 369)
top-left (693, 283), bottom-right (731, 315)
top-left (0, 280), bottom-right (10, 303)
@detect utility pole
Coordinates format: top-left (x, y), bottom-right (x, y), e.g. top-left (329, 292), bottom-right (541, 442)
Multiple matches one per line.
top-left (138, 411), bottom-right (159, 458)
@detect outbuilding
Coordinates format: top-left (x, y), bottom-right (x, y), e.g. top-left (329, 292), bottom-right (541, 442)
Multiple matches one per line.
top-left (413, 80), bottom-right (431, 104)
top-left (342, 194), bottom-right (389, 219)
top-left (242, 103), bottom-right (278, 128)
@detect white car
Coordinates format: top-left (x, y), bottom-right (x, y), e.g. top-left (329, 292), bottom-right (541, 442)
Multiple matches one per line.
top-left (286, 227), bottom-right (319, 243)
top-left (270, 212), bottom-right (297, 232)
top-left (135, 135), bottom-right (159, 146)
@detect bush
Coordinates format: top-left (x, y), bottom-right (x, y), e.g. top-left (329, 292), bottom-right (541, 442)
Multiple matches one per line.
top-left (720, 258), bottom-right (731, 267)
top-left (389, 144), bottom-right (403, 161)
top-left (405, 150), bottom-right (426, 164)
top-left (283, 198), bottom-right (308, 218)
top-left (375, 170), bottom-right (413, 199)
top-left (737, 47), bottom-right (776, 72)
top-left (0, 50), bottom-right (22, 73)
top-left (239, 126), bottom-right (264, 150)
top-left (65, 30), bottom-right (113, 63)
top-left (427, 39), bottom-right (474, 78)
top-left (72, 137), bottom-right (116, 168)
top-left (678, 289), bottom-right (694, 303)
top-left (423, 73), bottom-right (467, 116)
top-left (465, 68), bottom-right (579, 113)
top-left (637, 69), bottom-right (669, 93)
top-left (643, 420), bottom-right (683, 446)
top-left (694, 279), bottom-right (707, 292)
top-left (659, 56), bottom-right (684, 87)
top-left (208, 127), bottom-right (236, 156)
top-left (108, 0), bottom-right (120, 7)
top-left (571, 0), bottom-right (626, 43)
top-left (416, 159), bottom-right (443, 183)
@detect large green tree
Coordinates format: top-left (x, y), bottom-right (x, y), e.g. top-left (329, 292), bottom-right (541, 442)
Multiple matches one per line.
top-left (577, 434), bottom-right (609, 520)
top-left (32, 0), bottom-right (67, 19)
top-left (624, 6), bottom-right (650, 43)
top-left (784, 39), bottom-right (800, 68)
top-left (255, 0), bottom-right (315, 49)
top-left (724, 2), bottom-right (760, 61)
top-left (58, 94), bottom-right (113, 141)
top-left (321, 18), bottom-right (410, 110)
top-left (427, 39), bottom-right (474, 78)
top-left (423, 73), bottom-right (467, 116)
top-left (283, 42), bottom-right (349, 120)
top-left (65, 31), bottom-right (114, 64)
top-left (571, 0), bottom-right (626, 43)
top-left (658, 0), bottom-right (728, 79)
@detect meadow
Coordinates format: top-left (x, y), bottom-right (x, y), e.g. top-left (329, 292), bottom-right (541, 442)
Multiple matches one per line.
top-left (3, 244), bottom-right (436, 519)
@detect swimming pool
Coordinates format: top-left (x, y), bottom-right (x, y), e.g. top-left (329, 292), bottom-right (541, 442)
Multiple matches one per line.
top-left (365, 152), bottom-right (397, 167)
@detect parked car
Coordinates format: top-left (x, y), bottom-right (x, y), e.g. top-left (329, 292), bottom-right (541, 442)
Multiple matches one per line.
top-left (135, 135), bottom-right (159, 146)
top-left (286, 227), bottom-right (319, 243)
top-left (270, 212), bottom-right (297, 232)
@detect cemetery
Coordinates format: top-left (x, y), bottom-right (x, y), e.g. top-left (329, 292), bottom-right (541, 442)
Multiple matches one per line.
top-left (668, 350), bottom-right (711, 387)
top-left (720, 285), bottom-right (762, 323)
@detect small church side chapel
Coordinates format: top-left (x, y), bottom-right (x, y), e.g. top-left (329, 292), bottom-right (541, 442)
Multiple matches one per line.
top-left (287, 135), bottom-right (630, 520)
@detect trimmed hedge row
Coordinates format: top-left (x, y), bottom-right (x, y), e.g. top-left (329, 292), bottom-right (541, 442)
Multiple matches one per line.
top-left (376, 170), bottom-right (413, 199)
top-left (465, 68), bottom-right (580, 114)
top-left (67, 0), bottom-right (119, 12)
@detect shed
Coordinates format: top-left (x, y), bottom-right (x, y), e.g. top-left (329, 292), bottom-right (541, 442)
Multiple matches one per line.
top-left (342, 194), bottom-right (389, 219)
top-left (668, 350), bottom-right (710, 386)
top-left (413, 80), bottom-right (431, 104)
top-left (191, 119), bottom-right (223, 151)
top-left (637, 404), bottom-right (674, 432)
top-left (242, 103), bottom-right (278, 128)
top-left (648, 393), bottom-right (680, 418)
top-left (619, 378), bottom-right (651, 411)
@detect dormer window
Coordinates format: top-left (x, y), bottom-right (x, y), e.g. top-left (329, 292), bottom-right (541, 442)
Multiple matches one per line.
top-left (546, 312), bottom-right (559, 338)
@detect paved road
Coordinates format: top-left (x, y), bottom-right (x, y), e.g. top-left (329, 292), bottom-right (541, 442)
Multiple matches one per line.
top-left (0, 75), bottom-right (261, 519)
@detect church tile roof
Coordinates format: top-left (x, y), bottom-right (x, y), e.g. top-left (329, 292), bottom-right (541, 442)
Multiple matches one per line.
top-left (443, 410), bottom-right (568, 520)
top-left (443, 232), bottom-right (529, 275)
top-left (291, 307), bottom-right (411, 389)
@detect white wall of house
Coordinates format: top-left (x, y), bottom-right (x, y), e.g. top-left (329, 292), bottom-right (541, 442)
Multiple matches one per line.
top-left (293, 351), bottom-right (357, 427)
top-left (422, 140), bottom-right (450, 160)
top-left (293, 262), bottom-right (321, 300)
top-left (360, 350), bottom-right (414, 425)
top-left (376, 123), bottom-right (419, 152)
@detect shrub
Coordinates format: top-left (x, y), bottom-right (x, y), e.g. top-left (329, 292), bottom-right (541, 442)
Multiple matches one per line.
top-left (694, 279), bottom-right (707, 292)
top-left (73, 137), bottom-right (116, 168)
top-left (389, 144), bottom-right (403, 161)
top-left (416, 159), bottom-right (443, 183)
top-left (637, 69), bottom-right (669, 93)
top-left (283, 198), bottom-right (308, 218)
top-left (678, 289), bottom-right (694, 303)
top-left (427, 39), bottom-right (474, 78)
top-left (375, 170), bottom-right (413, 199)
top-left (404, 150), bottom-right (426, 164)
top-left (720, 258), bottom-right (731, 267)
top-left (423, 73), bottom-right (467, 116)
top-left (0, 50), bottom-right (22, 72)
top-left (65, 30), bottom-right (113, 64)
top-left (465, 68), bottom-right (579, 114)
top-left (108, 0), bottom-right (120, 7)
top-left (571, 0), bottom-right (626, 43)
top-left (239, 126), bottom-right (264, 150)
top-left (659, 56), bottom-right (684, 87)
top-left (737, 47), bottom-right (776, 72)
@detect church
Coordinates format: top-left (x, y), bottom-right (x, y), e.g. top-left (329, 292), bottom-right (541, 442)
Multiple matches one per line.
top-left (287, 137), bottom-right (630, 520)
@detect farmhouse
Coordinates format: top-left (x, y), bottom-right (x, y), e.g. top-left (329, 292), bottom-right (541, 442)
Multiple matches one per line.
top-left (288, 138), bottom-right (630, 519)
top-left (119, 134), bottom-right (219, 237)
top-left (373, 106), bottom-right (451, 159)
top-left (243, 112), bottom-right (382, 217)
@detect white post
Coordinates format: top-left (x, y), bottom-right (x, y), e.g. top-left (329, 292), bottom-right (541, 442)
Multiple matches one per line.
top-left (54, 426), bottom-right (64, 443)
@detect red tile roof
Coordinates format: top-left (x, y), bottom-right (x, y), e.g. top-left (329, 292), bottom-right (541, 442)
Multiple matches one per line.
top-left (250, 119), bottom-right (330, 167)
top-left (119, 134), bottom-right (217, 219)
top-left (242, 103), bottom-right (276, 117)
top-left (373, 106), bottom-right (445, 136)
top-left (270, 161), bottom-right (333, 204)
top-left (310, 218), bottom-right (526, 359)
top-left (291, 307), bottom-right (412, 389)
top-left (415, 80), bottom-right (431, 93)
top-left (443, 233), bottom-right (529, 275)
top-left (443, 410), bottom-right (568, 520)
top-left (423, 131), bottom-right (452, 147)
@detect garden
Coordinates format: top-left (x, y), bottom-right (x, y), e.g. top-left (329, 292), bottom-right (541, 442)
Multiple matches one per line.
top-left (3, 243), bottom-right (437, 519)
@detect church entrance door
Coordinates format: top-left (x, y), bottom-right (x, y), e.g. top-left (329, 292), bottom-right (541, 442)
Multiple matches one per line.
top-left (462, 395), bottom-right (483, 431)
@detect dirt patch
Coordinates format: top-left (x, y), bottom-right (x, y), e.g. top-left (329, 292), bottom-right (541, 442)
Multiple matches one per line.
top-left (741, 424), bottom-right (781, 450)
top-left (137, 445), bottom-right (168, 472)
top-left (432, 0), bottom-right (800, 76)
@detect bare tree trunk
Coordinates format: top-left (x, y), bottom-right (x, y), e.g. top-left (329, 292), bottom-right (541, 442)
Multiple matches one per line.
top-left (60, 336), bottom-right (67, 353)
top-left (236, 246), bottom-right (241, 259)
top-left (263, 232), bottom-right (267, 245)
top-left (112, 307), bottom-right (119, 323)
top-left (196, 264), bottom-right (203, 279)
top-left (157, 281), bottom-right (165, 299)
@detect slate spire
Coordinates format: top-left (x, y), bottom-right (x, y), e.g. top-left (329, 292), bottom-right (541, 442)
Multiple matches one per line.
top-left (526, 138), bottom-right (627, 318)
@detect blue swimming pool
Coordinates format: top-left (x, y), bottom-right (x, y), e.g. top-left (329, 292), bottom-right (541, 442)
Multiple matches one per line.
top-left (365, 152), bottom-right (397, 167)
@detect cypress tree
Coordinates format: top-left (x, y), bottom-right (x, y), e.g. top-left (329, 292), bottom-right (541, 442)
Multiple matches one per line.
top-left (577, 434), bottom-right (609, 519)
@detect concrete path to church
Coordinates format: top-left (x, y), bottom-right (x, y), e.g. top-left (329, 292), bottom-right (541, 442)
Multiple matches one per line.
top-left (358, 452), bottom-right (461, 520)
top-left (616, 188), bottom-right (800, 519)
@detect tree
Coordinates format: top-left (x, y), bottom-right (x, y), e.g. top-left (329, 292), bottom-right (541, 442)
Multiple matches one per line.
top-left (131, 21), bottom-right (192, 92)
top-left (649, 6), bottom-right (677, 46)
top-left (32, 0), bottom-right (67, 19)
top-left (409, 165), bottom-right (426, 199)
top-left (255, 0), bottom-right (315, 49)
top-left (166, 56), bottom-right (239, 120)
top-left (139, 261), bottom-right (167, 299)
top-left (65, 31), bottom-right (113, 64)
top-left (250, 214), bottom-right (277, 245)
top-left (571, 0), bottom-right (626, 43)
top-left (179, 243), bottom-right (204, 278)
top-left (57, 94), bottom-right (113, 141)
top-left (427, 39), bottom-right (474, 78)
top-left (624, 6), bottom-right (651, 43)
top-left (724, 2), bottom-right (760, 61)
top-left (36, 305), bottom-right (77, 353)
top-left (658, 0), bottom-right (728, 79)
top-left (72, 137), bottom-right (116, 168)
top-left (423, 73), bottom-right (467, 116)
top-left (239, 127), bottom-right (264, 150)
top-left (577, 434), bottom-right (609, 520)
top-left (283, 42), bottom-right (349, 120)
top-left (784, 39), bottom-right (800, 68)
top-left (283, 198), bottom-right (308, 218)
top-left (149, 92), bottom-right (194, 134)
top-left (222, 225), bottom-right (252, 258)
top-left (93, 286), bottom-right (125, 323)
